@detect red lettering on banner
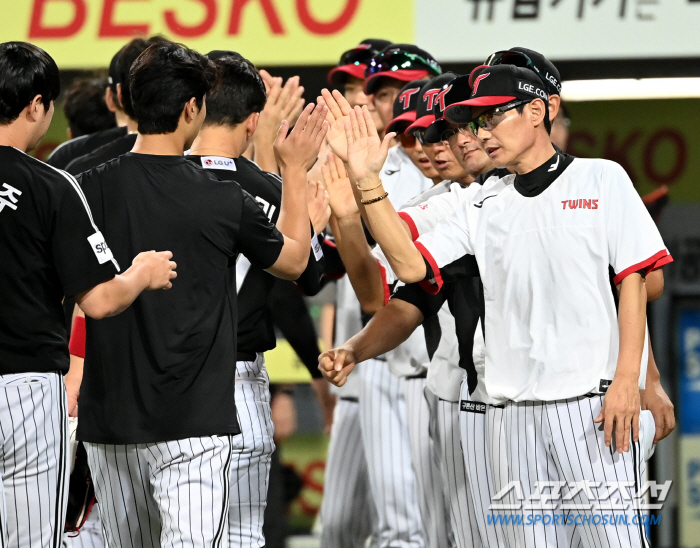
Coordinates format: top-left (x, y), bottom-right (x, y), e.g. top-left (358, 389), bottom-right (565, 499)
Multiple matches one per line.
top-left (642, 129), bottom-right (687, 185)
top-left (99, 0), bottom-right (150, 37)
top-left (30, 0), bottom-right (86, 38)
top-left (296, 0), bottom-right (359, 35)
top-left (603, 130), bottom-right (641, 182)
top-left (229, 0), bottom-right (284, 35)
top-left (165, 0), bottom-right (217, 37)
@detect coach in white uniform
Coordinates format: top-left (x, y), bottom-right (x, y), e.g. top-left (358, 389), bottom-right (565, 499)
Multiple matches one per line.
top-left (346, 63), bottom-right (671, 548)
top-left (0, 41), bottom-right (175, 548)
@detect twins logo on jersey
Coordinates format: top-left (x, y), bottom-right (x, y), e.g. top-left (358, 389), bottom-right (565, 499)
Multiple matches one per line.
top-left (561, 199), bottom-right (599, 210)
top-left (0, 183), bottom-right (22, 213)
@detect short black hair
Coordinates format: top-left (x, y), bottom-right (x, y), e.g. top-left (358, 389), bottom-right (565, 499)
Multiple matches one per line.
top-left (63, 78), bottom-right (116, 137)
top-left (203, 56), bottom-right (266, 127)
top-left (130, 42), bottom-right (216, 135)
top-left (111, 35), bottom-right (169, 119)
top-left (0, 41), bottom-right (60, 125)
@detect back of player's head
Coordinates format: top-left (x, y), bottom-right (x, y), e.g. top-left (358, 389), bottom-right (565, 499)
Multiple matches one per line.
top-left (63, 78), bottom-right (116, 138)
top-left (203, 55), bottom-right (266, 128)
top-left (130, 42), bottom-right (216, 135)
top-left (0, 41), bottom-right (60, 125)
top-left (110, 35), bottom-right (169, 119)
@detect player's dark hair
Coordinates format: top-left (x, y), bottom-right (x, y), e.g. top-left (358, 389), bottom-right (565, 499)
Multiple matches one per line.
top-left (130, 42), bottom-right (216, 135)
top-left (0, 41), bottom-right (60, 125)
top-left (203, 56), bottom-right (266, 128)
top-left (515, 101), bottom-right (552, 135)
top-left (111, 35), bottom-right (169, 119)
top-left (63, 78), bottom-right (116, 138)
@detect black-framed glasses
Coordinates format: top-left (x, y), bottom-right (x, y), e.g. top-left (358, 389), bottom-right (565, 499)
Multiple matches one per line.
top-left (338, 46), bottom-right (377, 67)
top-left (439, 126), bottom-right (471, 146)
top-left (366, 51), bottom-right (442, 78)
top-left (467, 100), bottom-right (526, 137)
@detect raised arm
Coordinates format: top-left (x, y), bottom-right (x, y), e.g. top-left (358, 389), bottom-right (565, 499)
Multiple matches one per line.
top-left (266, 103), bottom-right (329, 279)
top-left (75, 250), bottom-right (177, 320)
top-left (322, 152), bottom-right (385, 314)
top-left (343, 105), bottom-right (427, 283)
top-left (318, 298), bottom-right (424, 386)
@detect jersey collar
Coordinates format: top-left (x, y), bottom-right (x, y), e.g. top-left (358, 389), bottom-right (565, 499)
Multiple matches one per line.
top-left (514, 148), bottom-right (574, 198)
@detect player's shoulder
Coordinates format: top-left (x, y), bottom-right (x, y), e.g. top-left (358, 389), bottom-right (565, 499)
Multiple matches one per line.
top-left (236, 156), bottom-right (283, 195)
top-left (402, 180), bottom-right (452, 209)
top-left (12, 148), bottom-right (79, 190)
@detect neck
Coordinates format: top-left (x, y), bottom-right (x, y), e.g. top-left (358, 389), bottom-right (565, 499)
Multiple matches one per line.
top-left (509, 133), bottom-right (556, 175)
top-left (189, 125), bottom-right (247, 159)
top-left (114, 109), bottom-right (130, 128)
top-left (131, 132), bottom-right (187, 156)
top-left (431, 176), bottom-right (443, 186)
top-left (455, 173), bottom-right (476, 185)
top-left (0, 122), bottom-right (33, 152)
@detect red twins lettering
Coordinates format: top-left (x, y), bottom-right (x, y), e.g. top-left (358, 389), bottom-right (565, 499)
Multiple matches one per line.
top-left (561, 199), bottom-right (599, 210)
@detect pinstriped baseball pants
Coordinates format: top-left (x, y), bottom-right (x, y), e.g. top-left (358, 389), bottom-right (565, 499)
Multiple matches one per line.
top-left (229, 354), bottom-right (275, 548)
top-left (85, 435), bottom-right (233, 548)
top-left (0, 371), bottom-right (69, 548)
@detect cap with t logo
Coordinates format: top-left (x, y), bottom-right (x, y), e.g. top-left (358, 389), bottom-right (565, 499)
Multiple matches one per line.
top-left (405, 72), bottom-right (457, 135)
top-left (385, 79), bottom-right (425, 135)
top-left (422, 73), bottom-right (472, 144)
top-left (443, 64), bottom-right (548, 125)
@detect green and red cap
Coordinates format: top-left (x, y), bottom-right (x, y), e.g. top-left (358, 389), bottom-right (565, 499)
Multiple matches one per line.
top-left (364, 44), bottom-right (442, 95)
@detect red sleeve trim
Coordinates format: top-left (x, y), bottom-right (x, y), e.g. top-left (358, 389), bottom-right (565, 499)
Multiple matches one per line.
top-left (68, 316), bottom-right (86, 358)
top-left (398, 211), bottom-right (420, 241)
top-left (613, 250), bottom-right (671, 285)
top-left (323, 236), bottom-right (337, 248)
top-left (377, 261), bottom-right (391, 306)
top-left (651, 253), bottom-right (673, 271)
top-left (415, 241), bottom-right (443, 295)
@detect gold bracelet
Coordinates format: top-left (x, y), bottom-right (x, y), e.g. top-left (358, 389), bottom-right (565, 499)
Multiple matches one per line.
top-left (360, 192), bottom-right (389, 205)
top-left (356, 178), bottom-right (384, 192)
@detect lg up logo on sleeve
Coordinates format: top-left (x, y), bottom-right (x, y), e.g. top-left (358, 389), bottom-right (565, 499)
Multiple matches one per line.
top-left (0, 183), bottom-right (22, 213)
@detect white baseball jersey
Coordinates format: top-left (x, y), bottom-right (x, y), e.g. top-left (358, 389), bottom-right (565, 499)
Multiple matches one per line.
top-left (416, 154), bottom-right (672, 402)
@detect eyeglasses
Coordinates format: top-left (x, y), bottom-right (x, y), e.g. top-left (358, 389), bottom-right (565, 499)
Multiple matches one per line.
top-left (338, 46), bottom-right (377, 67)
top-left (412, 128), bottom-right (428, 145)
top-left (366, 51), bottom-right (442, 78)
top-left (397, 132), bottom-right (417, 148)
top-left (438, 126), bottom-right (471, 146)
top-left (467, 100), bottom-right (526, 137)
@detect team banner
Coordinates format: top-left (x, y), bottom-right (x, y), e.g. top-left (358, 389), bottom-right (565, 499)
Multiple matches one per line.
top-left (416, 0), bottom-right (700, 62)
top-left (1, 0), bottom-right (413, 68)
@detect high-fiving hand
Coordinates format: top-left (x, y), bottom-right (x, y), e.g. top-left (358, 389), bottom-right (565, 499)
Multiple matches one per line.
top-left (273, 102), bottom-right (330, 173)
top-left (321, 152), bottom-right (358, 220)
top-left (319, 88), bottom-right (353, 161)
top-left (344, 105), bottom-right (395, 184)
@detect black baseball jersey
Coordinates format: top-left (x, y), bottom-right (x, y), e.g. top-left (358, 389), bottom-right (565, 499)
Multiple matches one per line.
top-left (186, 155), bottom-right (324, 360)
top-left (46, 126), bottom-right (127, 170)
top-left (76, 152), bottom-right (284, 444)
top-left (392, 257), bottom-right (483, 393)
top-left (66, 133), bottom-right (138, 176)
top-left (0, 146), bottom-right (118, 375)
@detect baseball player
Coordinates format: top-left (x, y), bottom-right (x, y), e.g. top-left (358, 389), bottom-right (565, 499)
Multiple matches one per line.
top-left (321, 49), bottom-right (443, 546)
top-left (74, 42), bottom-right (327, 548)
top-left (318, 39), bottom-right (390, 548)
top-left (0, 41), bottom-right (175, 548)
top-left (186, 52), bottom-right (328, 548)
top-left (343, 60), bottom-right (672, 547)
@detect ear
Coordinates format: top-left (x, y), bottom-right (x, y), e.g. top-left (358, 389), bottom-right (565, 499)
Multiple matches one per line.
top-left (547, 95), bottom-right (561, 122)
top-left (246, 112), bottom-right (260, 138)
top-left (184, 97), bottom-right (200, 123)
top-left (116, 83), bottom-right (124, 109)
top-left (26, 95), bottom-right (44, 122)
top-left (527, 98), bottom-right (548, 129)
top-left (105, 87), bottom-right (118, 113)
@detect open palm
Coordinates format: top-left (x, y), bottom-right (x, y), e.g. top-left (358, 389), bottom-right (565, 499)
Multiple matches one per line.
top-left (344, 106), bottom-right (394, 183)
top-left (320, 88), bottom-right (352, 161)
top-left (321, 152), bottom-right (358, 219)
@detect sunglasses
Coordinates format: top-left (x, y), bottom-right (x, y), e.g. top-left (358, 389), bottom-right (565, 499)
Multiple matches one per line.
top-left (397, 132), bottom-right (417, 148)
top-left (338, 46), bottom-right (378, 67)
top-left (467, 100), bottom-right (526, 137)
top-left (412, 128), bottom-right (429, 145)
top-left (366, 51), bottom-right (442, 78)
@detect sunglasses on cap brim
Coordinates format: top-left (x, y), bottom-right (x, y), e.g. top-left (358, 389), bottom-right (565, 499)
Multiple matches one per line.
top-left (485, 50), bottom-right (552, 94)
top-left (339, 46), bottom-right (378, 67)
top-left (366, 51), bottom-right (442, 78)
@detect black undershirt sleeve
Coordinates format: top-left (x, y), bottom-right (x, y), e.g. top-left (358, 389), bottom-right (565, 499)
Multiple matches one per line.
top-left (237, 189), bottom-right (285, 268)
top-left (293, 227), bottom-right (325, 296)
top-left (269, 280), bottom-right (323, 379)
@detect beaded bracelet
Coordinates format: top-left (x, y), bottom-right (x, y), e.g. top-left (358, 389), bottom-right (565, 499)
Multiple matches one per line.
top-left (360, 192), bottom-right (389, 205)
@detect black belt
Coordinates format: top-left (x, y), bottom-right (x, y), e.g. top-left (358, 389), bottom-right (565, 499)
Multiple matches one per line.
top-left (237, 352), bottom-right (257, 362)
